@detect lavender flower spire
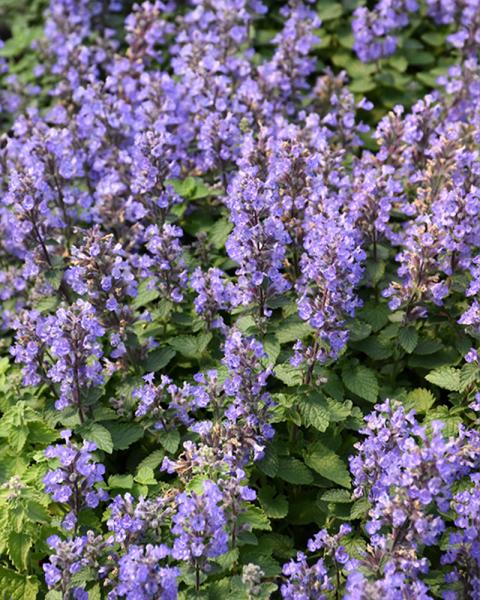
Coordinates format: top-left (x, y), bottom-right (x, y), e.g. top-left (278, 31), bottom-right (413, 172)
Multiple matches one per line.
top-left (172, 479), bottom-right (229, 591)
top-left (43, 430), bottom-right (108, 531)
top-left (11, 300), bottom-right (105, 419)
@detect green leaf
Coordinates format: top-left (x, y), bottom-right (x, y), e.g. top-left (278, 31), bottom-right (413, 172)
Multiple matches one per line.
top-left (358, 303), bottom-right (390, 331)
top-left (389, 55), bottom-right (408, 72)
top-left (421, 31), bottom-right (446, 47)
top-left (405, 388), bottom-right (435, 413)
top-left (36, 295), bottom-right (59, 314)
top-left (348, 320), bottom-right (372, 342)
top-left (320, 489), bottom-right (352, 503)
top-left (257, 445), bottom-right (279, 478)
top-left (425, 367), bottom-right (461, 391)
top-left (168, 333), bottom-right (211, 358)
top-left (209, 218), bottom-right (233, 249)
top-left (237, 506), bottom-right (271, 531)
top-left (405, 50), bottom-right (435, 66)
top-left (350, 498), bottom-right (370, 519)
top-left (26, 500), bottom-right (50, 524)
top-left (274, 364), bottom-right (303, 387)
top-left (158, 429), bottom-right (180, 454)
top-left (77, 423), bottom-right (113, 453)
top-left (459, 363), bottom-right (479, 392)
top-left (414, 337), bottom-right (443, 355)
top-left (305, 443), bottom-right (351, 488)
top-left (9, 426), bottom-right (29, 452)
top-left (317, 2), bottom-right (343, 20)
top-left (108, 474), bottom-right (134, 490)
top-left (134, 466), bottom-right (157, 486)
top-left (263, 335), bottom-right (281, 365)
top-left (350, 77), bottom-right (376, 93)
top-left (258, 487), bottom-right (289, 519)
top-left (7, 531), bottom-right (32, 571)
top-left (136, 449), bottom-right (165, 471)
top-left (275, 319), bottom-right (313, 344)
top-left (425, 406), bottom-right (463, 437)
top-left (298, 393), bottom-right (330, 432)
top-left (0, 566), bottom-right (39, 600)
top-left (350, 336), bottom-right (393, 360)
top-left (144, 347), bottom-right (176, 372)
top-left (398, 326), bottom-right (418, 353)
top-left (341, 364), bottom-right (379, 403)
top-left (104, 422), bottom-right (144, 450)
top-left (27, 421), bottom-right (58, 445)
top-left (167, 176), bottom-right (196, 198)
top-left (133, 279), bottom-right (160, 309)
top-left (277, 458), bottom-right (313, 485)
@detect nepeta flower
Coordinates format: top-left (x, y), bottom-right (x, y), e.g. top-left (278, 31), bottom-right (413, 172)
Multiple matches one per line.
top-left (43, 430), bottom-right (108, 531)
top-left (172, 480), bottom-right (229, 580)
top-left (111, 544), bottom-right (178, 600)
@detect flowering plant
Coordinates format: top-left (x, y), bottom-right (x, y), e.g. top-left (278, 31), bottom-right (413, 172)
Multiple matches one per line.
top-left (0, 0), bottom-right (480, 598)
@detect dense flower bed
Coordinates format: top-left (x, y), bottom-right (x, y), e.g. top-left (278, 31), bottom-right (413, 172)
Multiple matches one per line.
top-left (1, 0), bottom-right (480, 598)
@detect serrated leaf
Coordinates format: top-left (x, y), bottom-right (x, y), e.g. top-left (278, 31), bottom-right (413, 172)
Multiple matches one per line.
top-left (134, 466), bottom-right (157, 485)
top-left (133, 279), bottom-right (160, 309)
top-left (36, 295), bottom-right (59, 314)
top-left (238, 506), bottom-right (271, 531)
top-left (275, 319), bottom-right (313, 344)
top-left (341, 364), bottom-right (379, 403)
top-left (9, 425), bottom-right (29, 452)
top-left (459, 363), bottom-right (479, 392)
top-left (108, 474), bottom-right (134, 490)
top-left (320, 489), bottom-right (352, 503)
top-left (405, 388), bottom-right (435, 413)
top-left (0, 566), bottom-right (39, 600)
top-left (274, 364), bottom-right (303, 387)
top-left (263, 335), bottom-right (281, 365)
top-left (257, 445), bottom-right (278, 477)
top-left (299, 394), bottom-right (329, 432)
top-left (7, 531), bottom-right (32, 571)
top-left (144, 347), bottom-right (176, 372)
top-left (258, 487), bottom-right (289, 519)
top-left (209, 218), bottom-right (233, 249)
top-left (104, 422), bottom-right (144, 450)
top-left (350, 336), bottom-right (393, 360)
top-left (425, 406), bottom-right (463, 437)
top-left (350, 498), bottom-right (370, 519)
top-left (277, 458), bottom-right (313, 485)
top-left (358, 303), bottom-right (390, 331)
top-left (167, 176), bottom-right (196, 198)
top-left (158, 429), bottom-right (180, 453)
top-left (425, 367), bottom-right (460, 391)
top-left (77, 423), bottom-right (113, 454)
top-left (325, 397), bottom-right (352, 422)
top-left (168, 334), bottom-right (211, 358)
top-left (414, 337), bottom-right (443, 355)
top-left (348, 320), bottom-right (372, 342)
top-left (305, 443), bottom-right (351, 488)
top-left (398, 326), bottom-right (418, 353)
top-left (27, 421), bottom-right (58, 445)
top-left (136, 449), bottom-right (165, 471)
top-left (26, 500), bottom-right (50, 524)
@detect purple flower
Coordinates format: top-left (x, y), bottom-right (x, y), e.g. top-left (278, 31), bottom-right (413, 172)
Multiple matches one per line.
top-left (43, 431), bottom-right (108, 530)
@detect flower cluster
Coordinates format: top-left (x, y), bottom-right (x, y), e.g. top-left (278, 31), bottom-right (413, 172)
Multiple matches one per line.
top-left (43, 430), bottom-right (108, 531)
top-left (353, 0), bottom-right (480, 63)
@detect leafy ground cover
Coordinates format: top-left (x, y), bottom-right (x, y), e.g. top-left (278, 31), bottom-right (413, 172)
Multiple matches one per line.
top-left (1, 0), bottom-right (480, 598)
